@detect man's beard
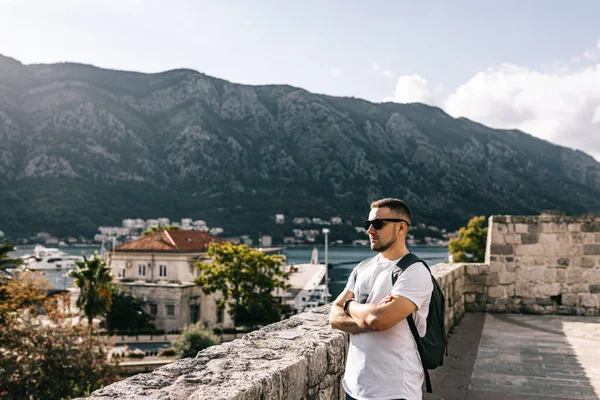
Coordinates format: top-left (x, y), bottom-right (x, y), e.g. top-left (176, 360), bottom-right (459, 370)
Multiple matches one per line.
top-left (372, 230), bottom-right (397, 253)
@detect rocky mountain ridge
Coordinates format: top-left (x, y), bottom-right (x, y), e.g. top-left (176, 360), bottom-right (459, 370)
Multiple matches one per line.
top-left (0, 54), bottom-right (599, 237)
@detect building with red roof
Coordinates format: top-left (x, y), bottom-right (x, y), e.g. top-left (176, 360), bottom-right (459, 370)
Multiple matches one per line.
top-left (110, 230), bottom-right (232, 332)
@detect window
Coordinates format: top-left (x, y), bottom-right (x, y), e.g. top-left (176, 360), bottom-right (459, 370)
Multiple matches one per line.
top-left (216, 307), bottom-right (223, 324)
top-left (138, 264), bottom-right (146, 276)
top-left (119, 268), bottom-right (125, 278)
top-left (149, 304), bottom-right (157, 316)
top-left (190, 305), bottom-right (198, 324)
top-left (166, 305), bottom-right (175, 317)
top-left (159, 264), bottom-right (167, 277)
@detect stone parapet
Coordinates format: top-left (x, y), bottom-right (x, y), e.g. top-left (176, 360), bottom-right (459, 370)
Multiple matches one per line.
top-left (83, 262), bottom-right (466, 399)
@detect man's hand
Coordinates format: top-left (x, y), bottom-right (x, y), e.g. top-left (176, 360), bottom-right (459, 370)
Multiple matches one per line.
top-left (347, 294), bottom-right (416, 331)
top-left (329, 290), bottom-right (370, 334)
top-left (378, 293), bottom-right (393, 305)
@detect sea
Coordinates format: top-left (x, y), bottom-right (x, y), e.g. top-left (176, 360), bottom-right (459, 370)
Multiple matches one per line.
top-left (11, 245), bottom-right (448, 299)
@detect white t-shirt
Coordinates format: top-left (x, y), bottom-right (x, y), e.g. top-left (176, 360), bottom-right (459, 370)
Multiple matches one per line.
top-left (342, 255), bottom-right (433, 400)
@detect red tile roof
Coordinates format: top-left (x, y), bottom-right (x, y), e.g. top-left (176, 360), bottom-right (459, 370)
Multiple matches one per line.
top-left (115, 230), bottom-right (226, 252)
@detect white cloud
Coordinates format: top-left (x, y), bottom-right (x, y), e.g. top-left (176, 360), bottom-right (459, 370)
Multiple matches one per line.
top-left (330, 67), bottom-right (342, 79)
top-left (444, 63), bottom-right (600, 160)
top-left (386, 74), bottom-right (436, 104)
top-left (384, 41), bottom-right (600, 161)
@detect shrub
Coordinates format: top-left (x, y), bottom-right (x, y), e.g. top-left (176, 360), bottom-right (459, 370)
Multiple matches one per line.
top-left (158, 347), bottom-right (177, 357)
top-left (173, 323), bottom-right (219, 359)
top-left (449, 216), bottom-right (488, 262)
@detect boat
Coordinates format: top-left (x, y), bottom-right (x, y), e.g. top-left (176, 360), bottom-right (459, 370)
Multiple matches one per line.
top-left (20, 245), bottom-right (83, 289)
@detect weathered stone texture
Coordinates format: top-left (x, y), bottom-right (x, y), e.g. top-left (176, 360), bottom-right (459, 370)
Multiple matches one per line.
top-left (472, 213), bottom-right (600, 316)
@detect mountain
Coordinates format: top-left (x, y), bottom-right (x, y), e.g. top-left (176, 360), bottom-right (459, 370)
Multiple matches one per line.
top-left (1, 54), bottom-right (599, 238)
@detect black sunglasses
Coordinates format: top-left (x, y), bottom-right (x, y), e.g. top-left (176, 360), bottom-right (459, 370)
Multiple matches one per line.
top-left (363, 218), bottom-right (410, 230)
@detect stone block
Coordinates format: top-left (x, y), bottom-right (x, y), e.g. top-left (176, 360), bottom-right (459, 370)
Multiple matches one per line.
top-left (520, 234), bottom-right (539, 245)
top-left (528, 224), bottom-right (541, 233)
top-left (504, 233), bottom-right (521, 245)
top-left (584, 244), bottom-right (600, 255)
top-left (556, 268), bottom-right (567, 283)
top-left (536, 283), bottom-right (561, 297)
top-left (488, 286), bottom-right (506, 298)
top-left (521, 297), bottom-right (536, 305)
top-left (584, 268), bottom-right (600, 284)
top-left (597, 233), bottom-right (600, 243)
top-left (505, 284), bottom-right (515, 296)
top-left (465, 264), bottom-right (481, 276)
top-left (498, 271), bottom-right (515, 285)
top-left (571, 232), bottom-right (585, 244)
top-left (489, 262), bottom-right (504, 274)
top-left (556, 232), bottom-right (571, 243)
top-left (490, 232), bottom-right (505, 245)
top-left (515, 244), bottom-right (544, 257)
top-left (567, 268), bottom-right (584, 284)
top-left (562, 293), bottom-right (578, 306)
top-left (464, 283), bottom-right (484, 294)
top-left (506, 262), bottom-right (516, 272)
top-left (490, 244), bottom-right (513, 255)
top-left (581, 222), bottom-right (600, 232)
top-left (484, 273), bottom-right (499, 286)
top-left (581, 257), bottom-right (595, 268)
top-left (589, 284), bottom-right (600, 293)
top-left (536, 297), bottom-right (552, 305)
top-left (465, 293), bottom-right (476, 303)
top-left (496, 223), bottom-right (509, 234)
top-left (568, 223), bottom-right (581, 232)
top-left (515, 223), bottom-right (529, 233)
top-left (578, 293), bottom-right (600, 308)
top-left (557, 258), bottom-right (570, 266)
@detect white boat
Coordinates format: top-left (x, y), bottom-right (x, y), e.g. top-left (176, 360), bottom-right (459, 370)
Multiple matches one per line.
top-left (21, 245), bottom-right (83, 289)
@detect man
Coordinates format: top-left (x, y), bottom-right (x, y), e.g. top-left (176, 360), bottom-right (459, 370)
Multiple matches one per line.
top-left (330, 198), bottom-right (433, 400)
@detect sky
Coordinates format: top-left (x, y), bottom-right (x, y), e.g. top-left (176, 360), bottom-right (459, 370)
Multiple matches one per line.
top-left (1, 0), bottom-right (599, 160)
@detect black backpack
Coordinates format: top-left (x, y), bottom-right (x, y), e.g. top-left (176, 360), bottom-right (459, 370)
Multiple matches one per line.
top-left (392, 253), bottom-right (446, 393)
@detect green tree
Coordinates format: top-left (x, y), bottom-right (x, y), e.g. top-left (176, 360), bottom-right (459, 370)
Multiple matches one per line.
top-left (68, 252), bottom-right (113, 326)
top-left (142, 225), bottom-right (181, 236)
top-left (104, 289), bottom-right (156, 332)
top-left (194, 242), bottom-right (289, 327)
top-left (172, 323), bottom-right (219, 358)
top-left (448, 216), bottom-right (488, 262)
top-left (0, 239), bottom-right (23, 272)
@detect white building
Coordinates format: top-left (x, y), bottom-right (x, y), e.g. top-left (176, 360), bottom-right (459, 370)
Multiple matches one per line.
top-left (110, 230), bottom-right (234, 332)
top-left (146, 219), bottom-right (159, 228)
top-left (260, 235), bottom-right (272, 247)
top-left (275, 214), bottom-right (285, 224)
top-left (158, 218), bottom-right (170, 226)
top-left (122, 219), bottom-right (135, 229)
top-left (330, 217), bottom-right (342, 225)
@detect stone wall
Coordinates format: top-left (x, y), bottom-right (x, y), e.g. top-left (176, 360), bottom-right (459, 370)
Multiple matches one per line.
top-left (83, 261), bottom-right (466, 399)
top-left (464, 212), bottom-right (600, 315)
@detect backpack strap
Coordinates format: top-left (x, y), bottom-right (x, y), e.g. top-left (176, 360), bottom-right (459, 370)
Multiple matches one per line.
top-left (394, 253), bottom-right (433, 393)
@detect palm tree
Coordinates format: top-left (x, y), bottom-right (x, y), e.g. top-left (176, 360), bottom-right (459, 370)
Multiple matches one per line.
top-left (0, 239), bottom-right (23, 272)
top-left (68, 252), bottom-right (113, 327)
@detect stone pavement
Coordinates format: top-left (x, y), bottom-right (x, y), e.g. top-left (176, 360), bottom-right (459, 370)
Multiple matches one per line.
top-left (425, 313), bottom-right (600, 400)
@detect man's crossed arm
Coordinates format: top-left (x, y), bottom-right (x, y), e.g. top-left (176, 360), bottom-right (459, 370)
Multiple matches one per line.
top-left (329, 290), bottom-right (417, 333)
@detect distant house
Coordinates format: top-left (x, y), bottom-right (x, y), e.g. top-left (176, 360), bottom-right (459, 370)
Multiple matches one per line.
top-left (110, 230), bottom-right (233, 332)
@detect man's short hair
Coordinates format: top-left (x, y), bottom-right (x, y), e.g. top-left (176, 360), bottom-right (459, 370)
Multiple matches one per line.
top-left (370, 198), bottom-right (412, 225)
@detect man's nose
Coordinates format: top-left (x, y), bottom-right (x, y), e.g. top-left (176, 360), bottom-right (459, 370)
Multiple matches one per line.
top-left (367, 225), bottom-right (377, 234)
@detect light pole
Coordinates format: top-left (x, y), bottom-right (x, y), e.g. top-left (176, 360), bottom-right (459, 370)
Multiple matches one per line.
top-left (322, 228), bottom-right (330, 300)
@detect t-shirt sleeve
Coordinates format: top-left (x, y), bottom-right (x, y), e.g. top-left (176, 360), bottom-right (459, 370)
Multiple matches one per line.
top-left (344, 268), bottom-right (358, 294)
top-left (390, 262), bottom-right (433, 310)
